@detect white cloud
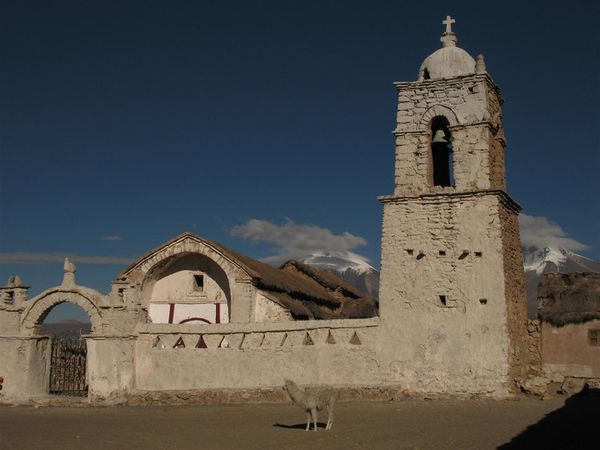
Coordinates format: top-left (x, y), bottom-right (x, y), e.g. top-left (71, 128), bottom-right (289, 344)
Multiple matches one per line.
top-left (231, 219), bottom-right (368, 264)
top-left (101, 235), bottom-right (123, 241)
top-left (519, 213), bottom-right (589, 251)
top-left (0, 252), bottom-right (134, 265)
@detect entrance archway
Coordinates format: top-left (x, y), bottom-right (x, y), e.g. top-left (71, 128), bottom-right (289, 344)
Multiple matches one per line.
top-left (20, 290), bottom-right (102, 397)
top-left (41, 302), bottom-right (91, 396)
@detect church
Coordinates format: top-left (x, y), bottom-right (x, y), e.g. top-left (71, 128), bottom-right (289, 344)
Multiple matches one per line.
top-left (0, 18), bottom-right (531, 403)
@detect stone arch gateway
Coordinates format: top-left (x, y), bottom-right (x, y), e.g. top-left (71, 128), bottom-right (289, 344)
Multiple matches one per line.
top-left (21, 290), bottom-right (102, 336)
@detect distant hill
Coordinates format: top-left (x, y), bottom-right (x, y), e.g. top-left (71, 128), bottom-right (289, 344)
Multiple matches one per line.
top-left (41, 319), bottom-right (91, 338)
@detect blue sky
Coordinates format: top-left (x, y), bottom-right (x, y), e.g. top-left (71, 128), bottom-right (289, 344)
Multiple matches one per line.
top-left (1, 1), bottom-right (598, 321)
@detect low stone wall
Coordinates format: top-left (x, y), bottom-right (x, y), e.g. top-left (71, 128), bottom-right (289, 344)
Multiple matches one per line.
top-left (131, 319), bottom-right (383, 393)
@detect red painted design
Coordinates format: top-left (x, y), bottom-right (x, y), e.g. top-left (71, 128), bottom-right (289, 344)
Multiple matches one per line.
top-left (168, 304), bottom-right (175, 324)
top-left (196, 335), bottom-right (208, 349)
top-left (179, 317), bottom-right (211, 324)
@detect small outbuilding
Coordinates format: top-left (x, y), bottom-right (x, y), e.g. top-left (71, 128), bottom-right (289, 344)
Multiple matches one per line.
top-left (538, 273), bottom-right (600, 378)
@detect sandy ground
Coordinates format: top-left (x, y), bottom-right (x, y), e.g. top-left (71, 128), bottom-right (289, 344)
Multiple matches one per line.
top-left (0, 394), bottom-right (597, 450)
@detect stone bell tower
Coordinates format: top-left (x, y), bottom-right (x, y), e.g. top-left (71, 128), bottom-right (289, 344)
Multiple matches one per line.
top-left (378, 17), bottom-right (528, 396)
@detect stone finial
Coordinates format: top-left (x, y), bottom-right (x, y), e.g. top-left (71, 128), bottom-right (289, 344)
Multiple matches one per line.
top-left (62, 258), bottom-right (77, 287)
top-left (476, 54), bottom-right (487, 74)
top-left (64, 258), bottom-right (76, 273)
top-left (440, 15), bottom-right (458, 47)
top-left (7, 276), bottom-right (15, 287)
top-left (14, 276), bottom-right (23, 286)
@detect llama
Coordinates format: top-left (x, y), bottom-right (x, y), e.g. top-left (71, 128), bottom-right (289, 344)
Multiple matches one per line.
top-left (283, 379), bottom-right (337, 431)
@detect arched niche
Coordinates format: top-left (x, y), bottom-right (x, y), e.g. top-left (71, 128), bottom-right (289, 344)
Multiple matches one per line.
top-left (20, 290), bottom-right (102, 336)
top-left (141, 252), bottom-right (232, 322)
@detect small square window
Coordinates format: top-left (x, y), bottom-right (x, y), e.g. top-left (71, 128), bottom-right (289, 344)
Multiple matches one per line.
top-left (439, 250), bottom-right (446, 256)
top-left (589, 329), bottom-right (600, 346)
top-left (406, 249), bottom-right (414, 255)
top-left (479, 298), bottom-right (488, 305)
top-left (475, 251), bottom-right (483, 257)
top-left (438, 295), bottom-right (447, 306)
top-left (193, 274), bottom-right (204, 292)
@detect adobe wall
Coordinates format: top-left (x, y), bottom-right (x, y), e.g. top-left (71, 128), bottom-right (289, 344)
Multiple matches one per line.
top-left (87, 337), bottom-right (136, 399)
top-left (0, 336), bottom-right (51, 399)
top-left (541, 319), bottom-right (600, 378)
top-left (132, 319), bottom-right (382, 393)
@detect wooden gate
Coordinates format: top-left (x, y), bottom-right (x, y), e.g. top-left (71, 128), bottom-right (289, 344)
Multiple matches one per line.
top-left (48, 338), bottom-right (88, 396)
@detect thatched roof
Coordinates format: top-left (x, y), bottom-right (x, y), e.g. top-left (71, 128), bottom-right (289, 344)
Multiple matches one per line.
top-left (538, 272), bottom-right (600, 327)
top-left (208, 248), bottom-right (378, 320)
top-left (120, 232), bottom-right (378, 320)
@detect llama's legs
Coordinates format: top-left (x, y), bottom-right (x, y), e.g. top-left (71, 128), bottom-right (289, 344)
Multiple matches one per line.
top-left (326, 405), bottom-right (334, 430)
top-left (305, 412), bottom-right (311, 431)
top-left (310, 408), bottom-right (318, 432)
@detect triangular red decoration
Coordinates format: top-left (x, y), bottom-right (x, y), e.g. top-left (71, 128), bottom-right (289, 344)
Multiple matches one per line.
top-left (349, 332), bottom-right (361, 345)
top-left (196, 335), bottom-right (208, 349)
top-left (326, 331), bottom-right (336, 344)
top-left (302, 332), bottom-right (314, 346)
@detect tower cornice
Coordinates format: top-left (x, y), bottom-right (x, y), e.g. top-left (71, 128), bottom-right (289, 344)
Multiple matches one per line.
top-left (378, 189), bottom-right (522, 214)
top-left (395, 73), bottom-right (502, 101)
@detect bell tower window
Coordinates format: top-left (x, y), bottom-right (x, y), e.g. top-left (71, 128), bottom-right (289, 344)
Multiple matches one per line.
top-left (430, 116), bottom-right (454, 187)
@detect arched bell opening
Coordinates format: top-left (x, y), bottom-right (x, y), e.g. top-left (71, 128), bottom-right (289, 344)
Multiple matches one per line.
top-left (430, 116), bottom-right (455, 188)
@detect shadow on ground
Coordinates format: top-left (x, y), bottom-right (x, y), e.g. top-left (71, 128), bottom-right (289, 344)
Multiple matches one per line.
top-left (273, 422), bottom-right (327, 430)
top-left (499, 388), bottom-right (599, 449)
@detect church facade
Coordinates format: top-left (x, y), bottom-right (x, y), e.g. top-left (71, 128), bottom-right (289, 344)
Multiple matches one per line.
top-left (0, 19), bottom-right (530, 404)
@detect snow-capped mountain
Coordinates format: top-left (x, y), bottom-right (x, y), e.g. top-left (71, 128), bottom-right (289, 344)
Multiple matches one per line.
top-left (300, 251), bottom-right (380, 300)
top-left (523, 246), bottom-right (600, 317)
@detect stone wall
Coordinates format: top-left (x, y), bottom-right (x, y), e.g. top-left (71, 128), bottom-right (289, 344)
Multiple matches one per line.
top-left (498, 196), bottom-right (529, 386)
top-left (393, 74), bottom-right (506, 197)
top-left (395, 75), bottom-right (494, 132)
top-left (379, 192), bottom-right (513, 396)
top-left (526, 320), bottom-right (542, 374)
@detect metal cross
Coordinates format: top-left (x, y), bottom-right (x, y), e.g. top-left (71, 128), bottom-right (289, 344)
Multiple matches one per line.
top-left (442, 15), bottom-right (455, 34)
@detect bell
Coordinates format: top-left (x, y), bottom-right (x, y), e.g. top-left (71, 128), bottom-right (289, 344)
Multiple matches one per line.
top-left (432, 129), bottom-right (447, 143)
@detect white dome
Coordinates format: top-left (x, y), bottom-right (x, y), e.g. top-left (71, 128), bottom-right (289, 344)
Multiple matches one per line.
top-left (419, 45), bottom-right (476, 80)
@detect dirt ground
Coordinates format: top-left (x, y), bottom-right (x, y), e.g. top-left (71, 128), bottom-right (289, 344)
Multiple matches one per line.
top-left (0, 392), bottom-right (597, 450)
